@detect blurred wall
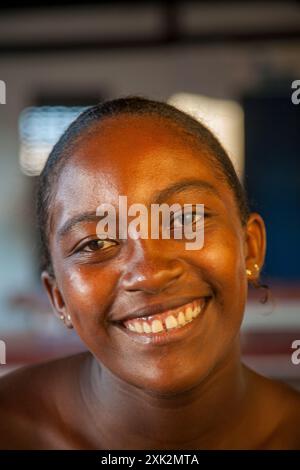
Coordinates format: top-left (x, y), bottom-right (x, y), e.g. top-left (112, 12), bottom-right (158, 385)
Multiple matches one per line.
top-left (0, 4), bottom-right (299, 382)
top-left (1, 3), bottom-right (300, 321)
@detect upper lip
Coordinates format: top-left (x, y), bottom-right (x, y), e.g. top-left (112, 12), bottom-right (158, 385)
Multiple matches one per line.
top-left (110, 296), bottom-right (211, 324)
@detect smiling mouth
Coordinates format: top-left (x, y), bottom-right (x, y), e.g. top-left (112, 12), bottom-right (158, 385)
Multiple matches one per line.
top-left (114, 297), bottom-right (211, 339)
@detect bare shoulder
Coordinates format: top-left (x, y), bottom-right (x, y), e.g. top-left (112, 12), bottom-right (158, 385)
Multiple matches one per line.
top-left (274, 378), bottom-right (300, 430)
top-left (0, 352), bottom-right (90, 449)
top-left (245, 366), bottom-right (300, 449)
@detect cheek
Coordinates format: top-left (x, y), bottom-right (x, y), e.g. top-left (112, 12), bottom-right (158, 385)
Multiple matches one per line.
top-left (204, 235), bottom-right (245, 288)
top-left (57, 265), bottom-right (119, 333)
top-left (186, 228), bottom-right (247, 326)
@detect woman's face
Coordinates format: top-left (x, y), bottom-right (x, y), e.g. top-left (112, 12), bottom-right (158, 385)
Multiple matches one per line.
top-left (43, 114), bottom-right (265, 394)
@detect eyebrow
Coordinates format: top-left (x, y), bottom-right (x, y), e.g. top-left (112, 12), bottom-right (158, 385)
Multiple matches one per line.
top-left (153, 178), bottom-right (221, 205)
top-left (57, 179), bottom-right (220, 239)
top-left (57, 211), bottom-right (101, 240)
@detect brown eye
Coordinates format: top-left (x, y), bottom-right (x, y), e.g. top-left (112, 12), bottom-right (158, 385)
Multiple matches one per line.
top-left (80, 239), bottom-right (116, 253)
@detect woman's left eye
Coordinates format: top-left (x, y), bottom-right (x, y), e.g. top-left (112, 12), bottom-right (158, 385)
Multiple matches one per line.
top-left (172, 211), bottom-right (203, 228)
top-left (77, 239), bottom-right (116, 253)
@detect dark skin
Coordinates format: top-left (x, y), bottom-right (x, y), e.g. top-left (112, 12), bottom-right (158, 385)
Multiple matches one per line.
top-left (1, 114), bottom-right (300, 449)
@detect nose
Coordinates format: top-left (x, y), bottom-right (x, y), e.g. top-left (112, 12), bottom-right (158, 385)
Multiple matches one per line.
top-left (119, 240), bottom-right (185, 295)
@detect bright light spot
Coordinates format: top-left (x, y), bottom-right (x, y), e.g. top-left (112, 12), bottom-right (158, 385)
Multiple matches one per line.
top-left (19, 106), bottom-right (88, 176)
top-left (168, 93), bottom-right (245, 179)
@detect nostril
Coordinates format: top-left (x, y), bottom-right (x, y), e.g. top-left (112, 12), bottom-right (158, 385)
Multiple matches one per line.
top-left (123, 267), bottom-right (184, 294)
top-left (119, 253), bottom-right (186, 296)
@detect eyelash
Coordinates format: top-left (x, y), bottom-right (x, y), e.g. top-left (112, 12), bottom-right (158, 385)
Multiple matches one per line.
top-left (75, 238), bottom-right (118, 254)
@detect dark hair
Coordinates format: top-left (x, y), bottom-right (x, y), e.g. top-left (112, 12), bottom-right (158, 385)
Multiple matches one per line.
top-left (36, 95), bottom-right (250, 275)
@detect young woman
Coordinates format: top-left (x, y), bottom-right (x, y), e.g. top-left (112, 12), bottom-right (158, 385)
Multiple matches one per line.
top-left (0, 97), bottom-right (299, 449)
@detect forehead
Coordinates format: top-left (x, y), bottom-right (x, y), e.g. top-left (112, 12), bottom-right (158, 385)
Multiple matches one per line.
top-left (52, 114), bottom-right (234, 227)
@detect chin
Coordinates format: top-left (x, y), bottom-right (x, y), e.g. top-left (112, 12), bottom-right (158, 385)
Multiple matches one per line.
top-left (129, 368), bottom-right (210, 397)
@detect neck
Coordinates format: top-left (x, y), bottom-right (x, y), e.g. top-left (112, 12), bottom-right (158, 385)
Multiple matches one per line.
top-left (80, 339), bottom-right (249, 449)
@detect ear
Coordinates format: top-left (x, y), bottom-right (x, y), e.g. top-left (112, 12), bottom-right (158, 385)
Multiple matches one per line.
top-left (244, 212), bottom-right (267, 278)
top-left (41, 270), bottom-right (67, 321)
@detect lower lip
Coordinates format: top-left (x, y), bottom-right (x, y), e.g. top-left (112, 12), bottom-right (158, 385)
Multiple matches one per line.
top-left (112, 297), bottom-right (211, 346)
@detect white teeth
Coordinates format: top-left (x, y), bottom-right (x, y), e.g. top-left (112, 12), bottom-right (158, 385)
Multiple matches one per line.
top-left (134, 322), bottom-right (143, 333)
top-left (185, 307), bottom-right (193, 322)
top-left (177, 311), bottom-right (186, 326)
top-left (192, 305), bottom-right (201, 318)
top-left (191, 308), bottom-right (198, 318)
top-left (165, 315), bottom-right (178, 330)
top-left (151, 319), bottom-right (164, 333)
top-left (143, 322), bottom-right (152, 333)
top-left (124, 300), bottom-right (206, 334)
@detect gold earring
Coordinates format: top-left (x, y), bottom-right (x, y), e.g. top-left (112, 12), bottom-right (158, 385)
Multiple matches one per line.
top-left (254, 263), bottom-right (260, 272)
top-left (246, 268), bottom-right (252, 276)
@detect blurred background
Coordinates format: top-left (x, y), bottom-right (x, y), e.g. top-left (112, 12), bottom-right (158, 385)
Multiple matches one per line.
top-left (0, 0), bottom-right (300, 388)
